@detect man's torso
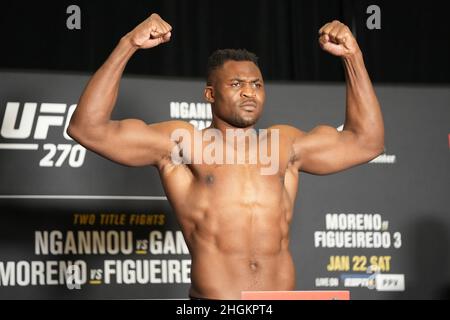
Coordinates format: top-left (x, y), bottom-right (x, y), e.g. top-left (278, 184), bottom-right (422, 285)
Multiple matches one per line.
top-left (158, 126), bottom-right (300, 299)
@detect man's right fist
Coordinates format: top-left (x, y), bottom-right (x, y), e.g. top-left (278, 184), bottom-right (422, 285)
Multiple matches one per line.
top-left (127, 13), bottom-right (172, 49)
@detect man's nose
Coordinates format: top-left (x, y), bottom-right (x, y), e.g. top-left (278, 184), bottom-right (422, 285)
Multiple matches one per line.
top-left (241, 84), bottom-right (256, 98)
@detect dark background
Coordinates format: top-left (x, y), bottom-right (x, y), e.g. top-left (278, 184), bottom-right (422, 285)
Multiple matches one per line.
top-left (1, 0), bottom-right (449, 83)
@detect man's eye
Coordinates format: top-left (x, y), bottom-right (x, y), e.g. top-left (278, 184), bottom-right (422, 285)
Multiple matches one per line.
top-left (231, 82), bottom-right (241, 87)
top-left (253, 83), bottom-right (262, 88)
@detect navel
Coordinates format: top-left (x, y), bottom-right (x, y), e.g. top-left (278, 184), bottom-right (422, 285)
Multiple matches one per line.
top-left (249, 260), bottom-right (259, 271)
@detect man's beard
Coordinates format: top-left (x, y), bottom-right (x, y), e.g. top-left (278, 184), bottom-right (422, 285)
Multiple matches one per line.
top-left (228, 111), bottom-right (259, 128)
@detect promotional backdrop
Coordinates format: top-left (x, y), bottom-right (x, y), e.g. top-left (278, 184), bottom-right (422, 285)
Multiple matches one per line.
top-left (0, 70), bottom-right (449, 299)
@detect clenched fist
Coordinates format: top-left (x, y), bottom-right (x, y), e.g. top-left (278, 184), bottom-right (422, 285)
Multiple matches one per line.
top-left (127, 13), bottom-right (172, 49)
top-left (318, 20), bottom-right (360, 58)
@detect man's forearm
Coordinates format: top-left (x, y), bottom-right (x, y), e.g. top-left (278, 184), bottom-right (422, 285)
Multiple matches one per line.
top-left (68, 35), bottom-right (137, 137)
top-left (342, 51), bottom-right (385, 150)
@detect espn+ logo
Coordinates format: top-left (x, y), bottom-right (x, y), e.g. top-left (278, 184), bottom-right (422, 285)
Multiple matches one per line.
top-left (0, 102), bottom-right (86, 168)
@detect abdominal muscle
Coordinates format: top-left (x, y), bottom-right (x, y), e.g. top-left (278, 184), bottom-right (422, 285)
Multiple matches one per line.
top-left (179, 182), bottom-right (296, 300)
top-left (160, 156), bottom-right (299, 299)
top-left (189, 245), bottom-right (296, 299)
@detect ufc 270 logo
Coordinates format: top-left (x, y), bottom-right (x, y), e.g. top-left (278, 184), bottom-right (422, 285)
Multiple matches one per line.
top-left (0, 102), bottom-right (86, 168)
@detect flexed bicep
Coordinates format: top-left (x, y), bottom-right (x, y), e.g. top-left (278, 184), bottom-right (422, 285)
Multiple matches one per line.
top-left (290, 125), bottom-right (383, 175)
top-left (71, 120), bottom-right (192, 167)
top-left (67, 13), bottom-right (177, 167)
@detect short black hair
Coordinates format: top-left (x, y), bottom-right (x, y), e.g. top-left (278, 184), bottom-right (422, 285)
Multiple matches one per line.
top-left (206, 49), bottom-right (259, 85)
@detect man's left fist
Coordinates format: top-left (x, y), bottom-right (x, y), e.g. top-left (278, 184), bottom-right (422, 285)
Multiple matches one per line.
top-left (319, 20), bottom-right (360, 58)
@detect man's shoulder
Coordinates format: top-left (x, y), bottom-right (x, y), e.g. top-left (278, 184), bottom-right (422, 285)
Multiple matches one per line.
top-left (148, 120), bottom-right (195, 133)
top-left (268, 124), bottom-right (339, 137)
top-left (267, 124), bottom-right (306, 139)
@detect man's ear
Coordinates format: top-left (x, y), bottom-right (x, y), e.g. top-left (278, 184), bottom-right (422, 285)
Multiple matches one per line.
top-left (204, 86), bottom-right (215, 103)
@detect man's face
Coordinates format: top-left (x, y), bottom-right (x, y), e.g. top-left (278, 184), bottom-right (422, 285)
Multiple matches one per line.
top-left (206, 60), bottom-right (265, 128)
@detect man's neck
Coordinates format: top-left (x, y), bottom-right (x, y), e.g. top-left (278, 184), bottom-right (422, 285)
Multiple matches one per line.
top-left (209, 118), bottom-right (256, 136)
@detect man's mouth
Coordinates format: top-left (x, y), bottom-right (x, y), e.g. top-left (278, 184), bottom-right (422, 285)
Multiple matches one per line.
top-left (240, 101), bottom-right (257, 111)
